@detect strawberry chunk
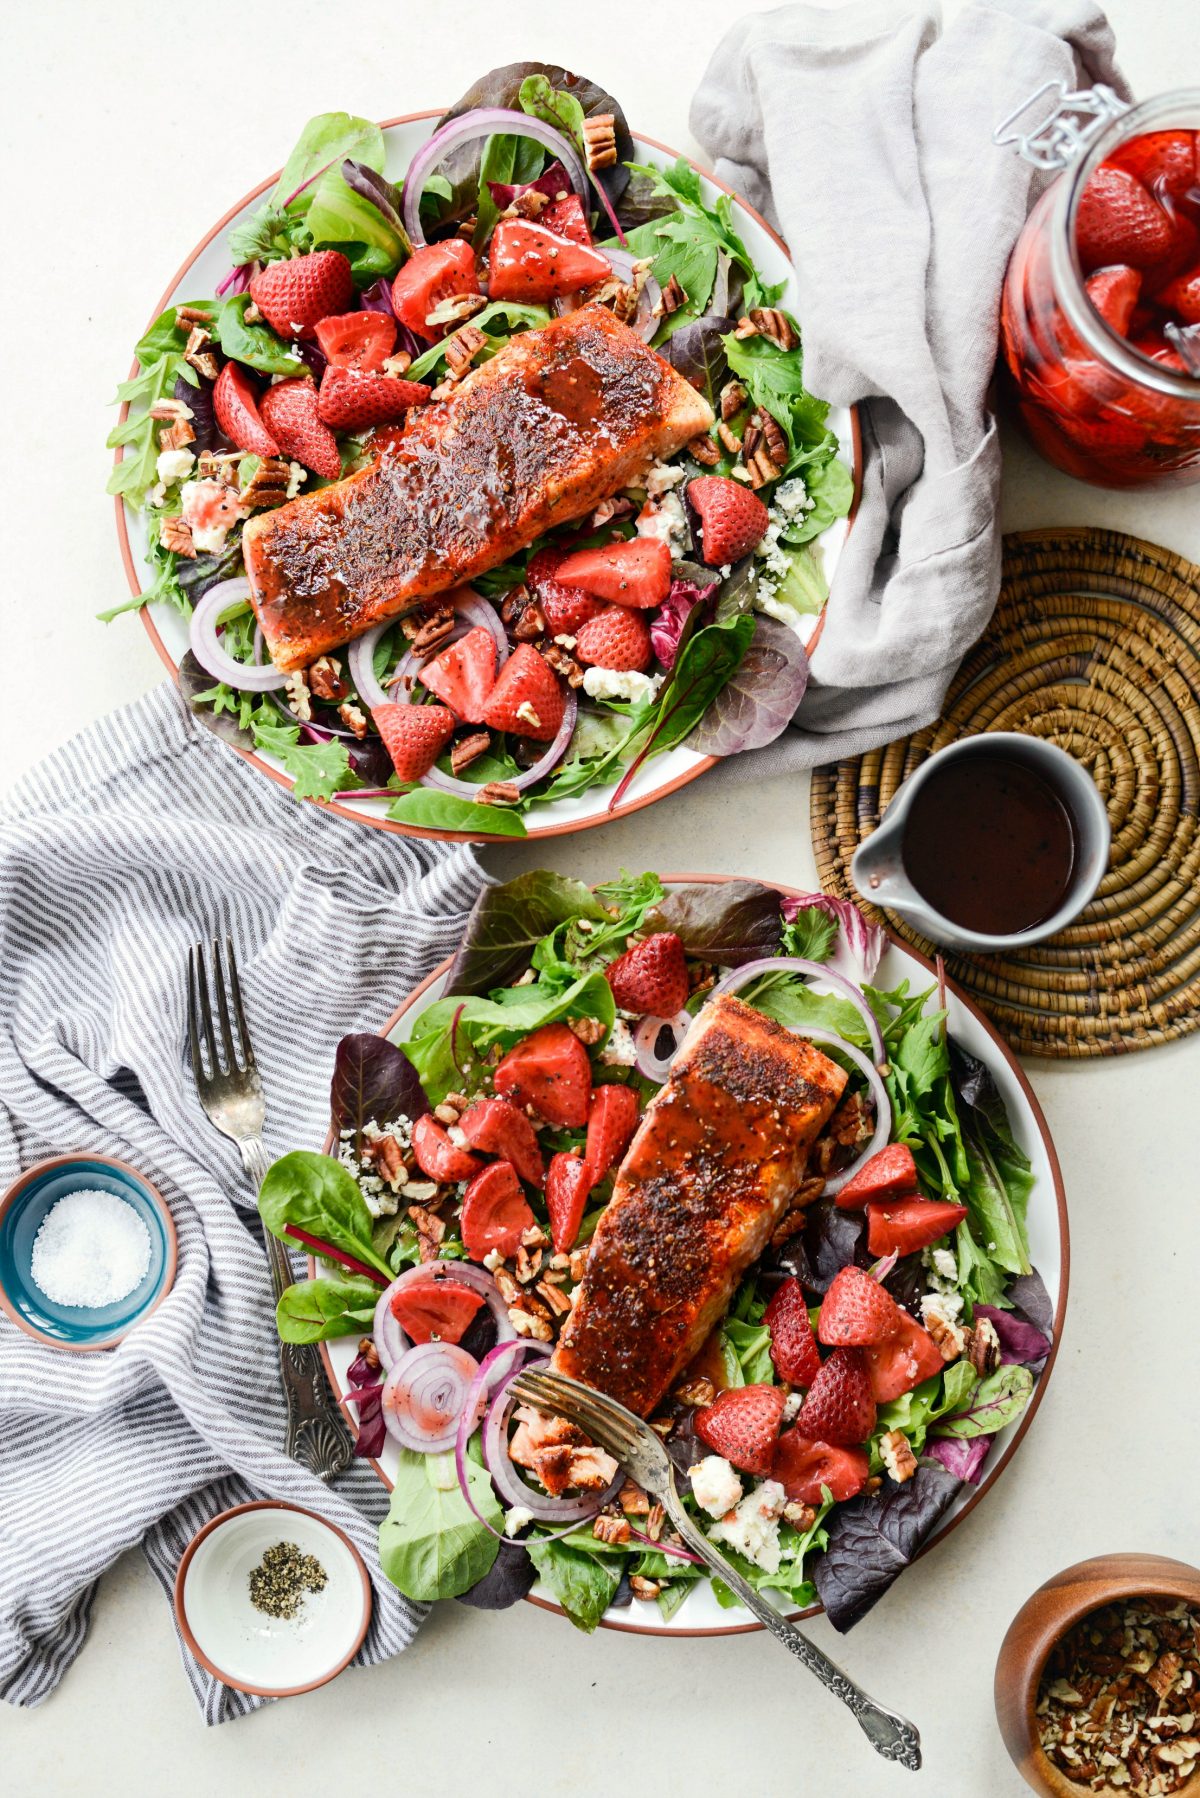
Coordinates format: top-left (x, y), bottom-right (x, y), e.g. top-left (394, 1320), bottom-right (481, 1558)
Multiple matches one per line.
top-left (865, 1196), bottom-right (968, 1258)
top-left (695, 1384), bottom-right (786, 1477)
top-left (545, 1151), bottom-right (592, 1253)
top-left (391, 239), bottom-right (480, 343)
top-left (458, 1097), bottom-right (544, 1188)
top-left (213, 362), bottom-right (280, 457)
top-left (494, 1022), bottom-right (591, 1128)
top-left (1157, 265), bottom-right (1200, 325)
top-left (417, 626), bottom-right (497, 724)
top-left (542, 193), bottom-right (593, 246)
top-left (487, 219), bottom-right (610, 302)
top-left (687, 475), bottom-right (771, 565)
top-left (411, 1112), bottom-right (483, 1183)
top-left (1107, 132), bottom-right (1198, 206)
top-left (1075, 167), bottom-right (1174, 273)
top-left (554, 539), bottom-right (672, 608)
top-left (372, 702), bottom-right (454, 781)
top-left (574, 605), bottom-right (652, 672)
top-left (793, 1347), bottom-right (876, 1446)
top-left (249, 250), bottom-right (354, 338)
top-left (773, 1432), bottom-right (870, 1505)
top-left (317, 366), bottom-right (431, 431)
top-left (259, 378), bottom-right (341, 478)
top-left (863, 1310), bottom-right (944, 1404)
top-left (764, 1278), bottom-right (822, 1386)
top-left (834, 1143), bottom-right (920, 1211)
top-left (314, 310), bottom-right (397, 373)
top-left (1085, 265), bottom-right (1142, 336)
top-left (481, 645), bottom-right (565, 741)
top-left (527, 547), bottom-right (606, 636)
top-left (389, 1278), bottom-right (483, 1345)
top-left (604, 931), bottom-right (689, 1018)
top-left (583, 1084), bottom-right (640, 1184)
top-left (818, 1265), bottom-right (903, 1347)
top-left (460, 1160), bottom-right (535, 1260)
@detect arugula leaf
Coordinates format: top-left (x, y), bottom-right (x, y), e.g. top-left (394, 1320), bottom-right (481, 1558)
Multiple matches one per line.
top-left (210, 294), bottom-right (305, 376)
top-left (258, 1150), bottom-right (393, 1279)
top-left (386, 789), bottom-right (528, 838)
top-left (379, 1447), bottom-right (501, 1600)
top-left (447, 872), bottom-right (610, 996)
top-left (106, 306), bottom-right (198, 508)
top-left (250, 708), bottom-right (363, 803)
top-left (723, 329), bottom-right (836, 478)
top-left (275, 1274), bottom-right (380, 1343)
top-left (525, 1533), bottom-right (622, 1632)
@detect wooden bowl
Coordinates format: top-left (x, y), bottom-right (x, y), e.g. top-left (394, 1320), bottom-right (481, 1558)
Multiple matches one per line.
top-left (995, 1553), bottom-right (1200, 1796)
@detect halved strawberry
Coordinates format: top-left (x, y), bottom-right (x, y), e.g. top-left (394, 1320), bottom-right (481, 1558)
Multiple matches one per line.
top-left (494, 1022), bottom-right (591, 1128)
top-left (773, 1431), bottom-right (870, 1505)
top-left (410, 1112), bottom-right (483, 1183)
top-left (695, 1383), bottom-right (786, 1476)
top-left (259, 378), bottom-right (341, 478)
top-left (574, 605), bottom-right (652, 672)
top-left (481, 645), bottom-right (565, 741)
top-left (418, 626), bottom-right (497, 724)
top-left (687, 476), bottom-right (771, 565)
top-left (863, 1310), bottom-right (944, 1404)
top-left (317, 366), bottom-right (432, 431)
top-left (527, 547), bottom-right (605, 636)
top-left (487, 219), bottom-right (610, 302)
top-left (1157, 265), bottom-right (1200, 324)
top-left (583, 1084), bottom-right (639, 1184)
top-left (213, 361), bottom-right (280, 457)
top-left (542, 193), bottom-right (593, 246)
top-left (458, 1097), bottom-right (544, 1188)
top-left (545, 1151), bottom-right (592, 1253)
top-left (834, 1143), bottom-right (920, 1212)
top-left (818, 1265), bottom-right (903, 1347)
top-left (314, 310), bottom-right (396, 373)
top-left (865, 1196), bottom-right (968, 1258)
top-left (460, 1160), bottom-right (535, 1260)
top-left (764, 1278), bottom-right (822, 1386)
top-left (391, 239), bottom-right (480, 342)
top-left (371, 702), bottom-right (454, 781)
top-left (604, 932), bottom-right (689, 1018)
top-left (1085, 265), bottom-right (1142, 336)
top-left (1107, 133), bottom-right (1198, 207)
top-left (792, 1347), bottom-right (876, 1446)
top-left (250, 250), bottom-right (354, 338)
top-left (1075, 167), bottom-right (1174, 273)
top-left (389, 1277), bottom-right (484, 1345)
top-left (554, 539), bottom-right (671, 608)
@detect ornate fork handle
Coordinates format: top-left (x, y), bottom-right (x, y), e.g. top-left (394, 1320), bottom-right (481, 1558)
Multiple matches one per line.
top-left (664, 1492), bottom-right (922, 1770)
top-left (238, 1136), bottom-right (355, 1483)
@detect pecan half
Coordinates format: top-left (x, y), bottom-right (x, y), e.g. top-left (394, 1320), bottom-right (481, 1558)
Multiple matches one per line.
top-left (747, 307), bottom-right (799, 351)
top-left (159, 516), bottom-right (195, 557)
top-left (307, 655), bottom-right (347, 701)
top-left (450, 732), bottom-right (491, 775)
top-left (720, 380), bottom-right (749, 421)
top-left (657, 273), bottom-right (687, 316)
top-left (476, 782), bottom-right (521, 806)
top-left (688, 432), bottom-right (721, 466)
top-left (582, 112), bottom-right (618, 171)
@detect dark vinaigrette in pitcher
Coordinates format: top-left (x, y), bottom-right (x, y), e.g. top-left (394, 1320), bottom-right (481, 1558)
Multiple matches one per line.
top-left (901, 753), bottom-right (1077, 936)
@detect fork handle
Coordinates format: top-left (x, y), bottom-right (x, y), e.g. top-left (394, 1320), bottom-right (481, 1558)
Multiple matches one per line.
top-left (237, 1136), bottom-right (355, 1484)
top-left (663, 1497), bottom-right (922, 1770)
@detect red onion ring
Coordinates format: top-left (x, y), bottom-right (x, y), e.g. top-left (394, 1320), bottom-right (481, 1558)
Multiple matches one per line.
top-left (347, 590), bottom-right (508, 712)
top-left (481, 1359), bottom-right (623, 1524)
top-left (711, 958), bottom-right (887, 1068)
top-left (601, 248), bottom-right (662, 342)
top-left (402, 109), bottom-right (588, 249)
top-left (381, 1341), bottom-right (480, 1453)
top-left (633, 1010), bottom-right (694, 1082)
top-left (781, 1026), bottom-right (892, 1196)
top-left (372, 1261), bottom-right (516, 1376)
top-left (372, 1283), bottom-right (410, 1371)
top-left (189, 578), bottom-right (286, 692)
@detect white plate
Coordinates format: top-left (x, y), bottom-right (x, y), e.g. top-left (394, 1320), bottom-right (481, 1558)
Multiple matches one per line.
top-left (319, 876), bottom-right (1068, 1636)
top-left (116, 113), bottom-right (860, 842)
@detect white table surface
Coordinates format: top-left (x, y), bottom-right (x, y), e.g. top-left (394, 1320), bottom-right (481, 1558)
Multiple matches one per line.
top-left (2, 1), bottom-right (1197, 1792)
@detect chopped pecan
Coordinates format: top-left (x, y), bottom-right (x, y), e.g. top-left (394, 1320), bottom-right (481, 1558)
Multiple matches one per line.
top-left (864, 1475), bottom-right (883, 1494)
top-left (769, 1209), bottom-right (809, 1248)
top-left (925, 1308), bottom-right (967, 1362)
top-left (783, 1501), bottom-right (817, 1531)
top-left (284, 671), bottom-right (312, 723)
top-left (740, 418), bottom-right (763, 462)
top-left (733, 315), bottom-right (761, 342)
top-left (407, 1203), bottom-right (445, 1248)
top-left (158, 417), bottom-right (196, 453)
top-left (357, 1336), bottom-right (382, 1371)
top-left (426, 291), bottom-right (488, 332)
top-left (716, 420), bottom-right (742, 458)
top-left (382, 351), bottom-right (412, 377)
top-left (566, 1015), bottom-right (606, 1046)
top-left (720, 380), bottom-right (749, 421)
top-left (582, 112), bottom-right (618, 171)
top-left (672, 1375), bottom-right (716, 1408)
top-left (450, 732), bottom-right (491, 775)
top-left (433, 1101), bottom-right (461, 1126)
top-left (505, 188), bottom-right (550, 219)
top-left (967, 1316), bottom-right (1002, 1376)
top-left (629, 1575), bottom-right (662, 1601)
top-left (456, 215), bottom-right (478, 241)
top-left (307, 655), bottom-right (347, 702)
top-left (1147, 1654), bottom-right (1184, 1702)
top-left (443, 322), bottom-right (487, 379)
top-left (536, 1279), bottom-right (572, 1316)
top-left (568, 1249), bottom-right (588, 1283)
top-left (500, 584), bottom-right (533, 627)
top-left (176, 303), bottom-right (214, 330)
top-left (243, 299), bottom-right (264, 325)
top-left (363, 1133), bottom-right (407, 1190)
top-left (159, 515), bottom-right (195, 557)
top-left (513, 600), bottom-right (546, 642)
top-left (542, 642), bottom-right (584, 688)
top-left (656, 273), bottom-right (687, 316)
top-left (879, 1430), bottom-right (917, 1484)
top-left (148, 397), bottom-right (194, 424)
top-left (195, 449), bottom-right (241, 486)
top-left (522, 1224), bottom-right (550, 1250)
top-left (493, 1267), bottom-right (520, 1304)
top-left (508, 1305), bottom-right (552, 1341)
top-left (688, 432), bottom-right (721, 466)
top-left (593, 1512), bottom-right (631, 1546)
top-left (407, 605), bottom-right (457, 655)
top-left (644, 1503), bottom-right (665, 1541)
top-left (748, 307), bottom-right (799, 351)
top-left (183, 325), bottom-right (219, 380)
top-left (618, 1480), bottom-right (650, 1517)
top-left (338, 701), bottom-right (369, 739)
top-left (239, 456), bottom-right (292, 509)
top-left (746, 445), bottom-right (785, 490)
top-left (476, 781), bottom-right (521, 806)
top-left (515, 1244), bottom-right (543, 1285)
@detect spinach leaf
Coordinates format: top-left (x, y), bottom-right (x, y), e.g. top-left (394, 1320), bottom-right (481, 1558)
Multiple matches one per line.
top-left (782, 456), bottom-right (855, 546)
top-left (811, 1460), bottom-right (962, 1632)
top-left (211, 294), bottom-right (305, 376)
top-left (525, 1534), bottom-right (622, 1632)
top-left (275, 1274), bottom-right (380, 1343)
top-left (386, 789), bottom-right (528, 838)
top-left (646, 878), bottom-right (781, 966)
top-left (932, 1364), bottom-right (1035, 1440)
top-left (749, 978), bottom-right (869, 1045)
top-left (447, 872), bottom-right (610, 997)
top-left (258, 1150), bottom-right (393, 1280)
top-left (688, 616), bottom-right (809, 756)
top-left (330, 1032), bottom-right (430, 1143)
top-left (379, 1448), bottom-right (501, 1600)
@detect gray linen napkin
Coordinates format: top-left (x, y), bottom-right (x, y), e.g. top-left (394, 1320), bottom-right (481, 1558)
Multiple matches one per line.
top-left (691, 0), bottom-right (1128, 770)
top-left (0, 685), bottom-right (488, 1722)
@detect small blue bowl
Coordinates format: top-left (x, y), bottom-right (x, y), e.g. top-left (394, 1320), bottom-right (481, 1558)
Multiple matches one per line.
top-left (0, 1155), bottom-right (177, 1351)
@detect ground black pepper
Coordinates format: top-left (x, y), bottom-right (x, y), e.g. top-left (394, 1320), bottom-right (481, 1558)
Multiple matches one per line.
top-left (247, 1541), bottom-right (328, 1621)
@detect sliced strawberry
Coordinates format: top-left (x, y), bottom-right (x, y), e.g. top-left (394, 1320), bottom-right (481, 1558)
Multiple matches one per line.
top-left (1085, 265), bottom-right (1142, 336)
top-left (1107, 133), bottom-right (1198, 206)
top-left (487, 219), bottom-right (610, 302)
top-left (527, 546), bottom-right (606, 636)
top-left (793, 1347), bottom-right (876, 1446)
top-left (494, 1022), bottom-right (591, 1128)
top-left (773, 1431), bottom-right (870, 1505)
top-left (574, 605), bottom-right (652, 672)
top-left (391, 239), bottom-right (480, 342)
top-left (460, 1160), bottom-right (535, 1260)
top-left (863, 1310), bottom-right (944, 1404)
top-left (866, 1196), bottom-right (968, 1259)
top-left (687, 475), bottom-right (771, 565)
top-left (249, 250), bottom-right (354, 338)
top-left (695, 1383), bottom-right (787, 1477)
top-left (583, 1084), bottom-right (639, 1184)
top-left (1131, 334), bottom-right (1189, 372)
top-left (818, 1265), bottom-right (903, 1347)
top-left (213, 362), bottom-right (280, 457)
top-left (410, 1112), bottom-right (483, 1183)
top-left (1157, 265), bottom-right (1200, 325)
top-left (545, 1151), bottom-right (592, 1253)
top-left (371, 702), bottom-right (454, 781)
top-left (480, 645), bottom-right (565, 741)
top-left (317, 366), bottom-right (431, 431)
top-left (554, 539), bottom-right (671, 609)
top-left (604, 932), bottom-right (689, 1018)
top-left (835, 1143), bottom-right (920, 1212)
top-left (542, 193), bottom-right (593, 246)
top-left (389, 1277), bottom-right (484, 1345)
top-left (1075, 167), bottom-right (1174, 273)
top-left (258, 378), bottom-right (341, 478)
top-left (458, 1097), bottom-right (544, 1188)
top-left (314, 310), bottom-right (397, 373)
top-left (764, 1278), bottom-right (822, 1386)
top-left (418, 626), bottom-right (497, 724)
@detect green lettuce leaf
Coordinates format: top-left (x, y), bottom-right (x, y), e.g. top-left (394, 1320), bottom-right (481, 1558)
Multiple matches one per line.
top-left (275, 1274), bottom-right (380, 1343)
top-left (525, 1534), bottom-right (622, 1632)
top-left (379, 1448), bottom-right (501, 1600)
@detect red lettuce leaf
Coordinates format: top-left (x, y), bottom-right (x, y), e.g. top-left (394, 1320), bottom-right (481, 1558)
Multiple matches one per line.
top-left (331, 1032), bottom-right (430, 1142)
top-left (486, 159), bottom-right (573, 210)
top-left (811, 1461), bottom-right (962, 1632)
top-left (347, 1349), bottom-right (386, 1459)
top-left (973, 1303), bottom-right (1051, 1368)
top-left (456, 1538), bottom-right (537, 1610)
top-left (644, 878), bottom-right (782, 966)
top-left (650, 579), bottom-right (711, 671)
top-left (926, 1435), bottom-right (991, 1485)
top-left (686, 616), bottom-right (809, 757)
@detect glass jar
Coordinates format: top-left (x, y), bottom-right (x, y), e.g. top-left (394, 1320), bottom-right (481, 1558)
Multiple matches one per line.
top-left (999, 88), bottom-right (1200, 488)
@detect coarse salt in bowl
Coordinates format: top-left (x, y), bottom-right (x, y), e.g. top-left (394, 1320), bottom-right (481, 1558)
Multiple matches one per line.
top-left (0, 1155), bottom-right (177, 1351)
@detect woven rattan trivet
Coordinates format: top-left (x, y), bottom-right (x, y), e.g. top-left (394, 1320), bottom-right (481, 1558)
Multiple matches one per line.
top-left (811, 527), bottom-right (1200, 1058)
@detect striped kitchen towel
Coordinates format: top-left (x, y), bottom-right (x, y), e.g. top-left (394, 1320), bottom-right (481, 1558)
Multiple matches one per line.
top-left (0, 684), bottom-right (489, 1723)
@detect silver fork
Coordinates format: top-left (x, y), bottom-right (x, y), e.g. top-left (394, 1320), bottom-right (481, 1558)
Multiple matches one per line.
top-left (186, 936), bottom-right (354, 1482)
top-left (511, 1368), bottom-right (922, 1770)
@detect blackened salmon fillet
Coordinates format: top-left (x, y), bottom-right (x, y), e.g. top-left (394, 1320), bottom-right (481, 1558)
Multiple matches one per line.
top-left (242, 305), bottom-right (713, 672)
top-left (553, 995), bottom-right (848, 1417)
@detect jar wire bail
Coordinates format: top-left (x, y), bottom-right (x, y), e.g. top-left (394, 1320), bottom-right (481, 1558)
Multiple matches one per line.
top-left (992, 79), bottom-right (1130, 172)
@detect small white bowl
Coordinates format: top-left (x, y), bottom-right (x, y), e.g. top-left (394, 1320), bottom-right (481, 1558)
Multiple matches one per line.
top-left (174, 1501), bottom-right (372, 1697)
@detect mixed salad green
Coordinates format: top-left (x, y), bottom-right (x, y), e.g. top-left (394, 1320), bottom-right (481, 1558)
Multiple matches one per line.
top-left (107, 62), bottom-right (853, 835)
top-left (259, 871), bottom-right (1055, 1632)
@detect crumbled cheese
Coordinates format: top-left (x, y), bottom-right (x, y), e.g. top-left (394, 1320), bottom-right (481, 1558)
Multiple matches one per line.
top-left (643, 459), bottom-right (686, 499)
top-left (286, 461), bottom-right (308, 499)
top-left (504, 1506), bottom-right (533, 1538)
top-left (781, 1391), bottom-right (803, 1424)
top-left (688, 1455), bottom-right (744, 1519)
top-left (447, 1125), bottom-right (470, 1150)
top-left (483, 1249), bottom-right (504, 1273)
top-left (156, 447), bottom-right (195, 485)
top-left (921, 1289), bottom-right (965, 1330)
top-left (180, 478), bottom-right (244, 554)
top-left (582, 666), bottom-right (665, 706)
top-left (709, 1479), bottom-right (788, 1574)
top-left (599, 1018), bottom-right (637, 1067)
top-left (930, 1247), bottom-right (958, 1283)
top-left (339, 1116), bottom-right (413, 1218)
top-left (748, 476), bottom-right (818, 624)
top-left (635, 490), bottom-right (688, 559)
top-left (774, 476), bottom-right (813, 522)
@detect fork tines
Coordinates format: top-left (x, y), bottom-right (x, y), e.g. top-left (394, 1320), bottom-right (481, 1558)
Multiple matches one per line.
top-left (509, 1368), bottom-right (639, 1459)
top-left (186, 935), bottom-right (255, 1085)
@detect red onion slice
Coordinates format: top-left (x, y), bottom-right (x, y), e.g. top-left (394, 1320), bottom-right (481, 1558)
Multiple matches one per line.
top-left (601, 249), bottom-right (662, 342)
top-left (711, 958), bottom-right (887, 1068)
top-left (402, 109), bottom-right (588, 249)
top-left (381, 1341), bottom-right (481, 1453)
top-left (633, 1010), bottom-right (694, 1082)
top-left (372, 1261), bottom-right (516, 1378)
top-left (482, 1361), bottom-right (623, 1523)
top-left (372, 1283), bottom-right (411, 1371)
top-left (781, 1026), bottom-right (892, 1196)
top-left (189, 578), bottom-right (286, 692)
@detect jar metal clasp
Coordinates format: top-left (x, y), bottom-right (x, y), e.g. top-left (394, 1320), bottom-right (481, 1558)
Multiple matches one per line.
top-left (992, 79), bottom-right (1130, 170)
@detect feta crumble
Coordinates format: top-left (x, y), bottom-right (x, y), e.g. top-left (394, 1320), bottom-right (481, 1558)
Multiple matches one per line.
top-left (782, 1390), bottom-right (803, 1424)
top-left (156, 447), bottom-right (195, 485)
top-left (643, 459), bottom-right (687, 499)
top-left (635, 490), bottom-right (688, 559)
top-left (581, 666), bottom-right (665, 706)
top-left (688, 1455), bottom-right (744, 1519)
top-left (921, 1289), bottom-right (965, 1330)
top-left (930, 1247), bottom-right (958, 1283)
top-left (599, 1018), bottom-right (638, 1067)
top-left (504, 1506), bottom-right (534, 1538)
top-left (709, 1479), bottom-right (788, 1574)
